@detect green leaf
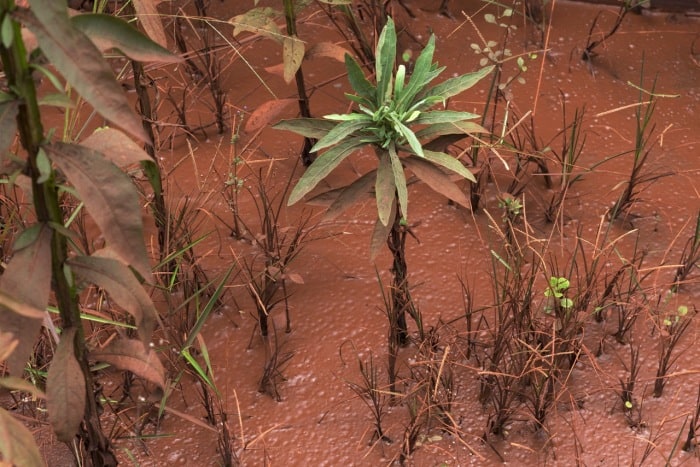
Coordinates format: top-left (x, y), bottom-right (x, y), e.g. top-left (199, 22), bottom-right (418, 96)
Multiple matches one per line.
top-left (345, 53), bottom-right (376, 104)
top-left (413, 110), bottom-right (480, 125)
top-left (22, 3), bottom-right (149, 143)
top-left (370, 198), bottom-right (395, 260)
top-left (394, 120), bottom-right (424, 158)
top-left (282, 35), bottom-right (305, 84)
top-left (394, 64), bottom-right (406, 97)
top-left (47, 327), bottom-right (86, 443)
top-left (229, 7), bottom-right (282, 41)
top-left (312, 116), bottom-right (371, 152)
top-left (1, 14), bottom-right (13, 48)
top-left (0, 224), bottom-right (51, 376)
top-left (71, 14), bottom-right (181, 63)
top-left (322, 170), bottom-right (376, 221)
top-left (404, 155), bottom-right (470, 208)
top-left (81, 127), bottom-right (153, 168)
top-left (68, 255), bottom-right (158, 345)
top-left (422, 149), bottom-right (476, 182)
top-left (375, 150), bottom-right (394, 226)
top-left (395, 34), bottom-right (438, 112)
top-left (420, 65), bottom-right (494, 103)
top-left (91, 338), bottom-right (166, 392)
top-left (46, 142), bottom-right (152, 281)
top-left (389, 144), bottom-right (408, 220)
top-left (375, 17), bottom-right (396, 103)
top-left (0, 407), bottom-right (45, 467)
top-left (288, 136), bottom-right (369, 205)
top-left (35, 147), bottom-right (51, 184)
top-left (274, 118), bottom-right (336, 139)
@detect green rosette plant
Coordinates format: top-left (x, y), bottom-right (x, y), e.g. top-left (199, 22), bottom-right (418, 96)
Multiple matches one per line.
top-left (275, 17), bottom-right (493, 344)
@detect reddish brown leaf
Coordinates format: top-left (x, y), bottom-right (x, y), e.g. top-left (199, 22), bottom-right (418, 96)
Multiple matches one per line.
top-left (305, 41), bottom-right (349, 62)
top-left (47, 328), bottom-right (86, 443)
top-left (370, 198), bottom-right (395, 260)
top-left (403, 155), bottom-right (470, 208)
top-left (132, 0), bottom-right (167, 48)
top-left (91, 338), bottom-right (166, 391)
top-left (245, 98), bottom-right (296, 133)
top-left (81, 127), bottom-right (153, 167)
top-left (0, 408), bottom-right (45, 467)
top-left (323, 170), bottom-right (376, 221)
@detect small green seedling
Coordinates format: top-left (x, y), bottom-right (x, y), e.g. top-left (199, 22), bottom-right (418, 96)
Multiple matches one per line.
top-left (544, 276), bottom-right (573, 311)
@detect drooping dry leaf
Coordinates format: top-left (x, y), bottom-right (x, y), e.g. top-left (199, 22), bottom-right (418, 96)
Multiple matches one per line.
top-left (370, 198), bottom-right (395, 260)
top-left (0, 224), bottom-right (51, 376)
top-left (282, 35), bottom-right (304, 84)
top-left (68, 255), bottom-right (157, 345)
top-left (284, 272), bottom-right (304, 285)
top-left (47, 142), bottom-right (152, 282)
top-left (323, 170), bottom-right (375, 221)
top-left (91, 338), bottom-right (166, 391)
top-left (47, 328), bottom-right (86, 443)
top-left (22, 2), bottom-right (149, 143)
top-left (403, 156), bottom-right (470, 208)
top-left (0, 376), bottom-right (46, 399)
top-left (229, 7), bottom-right (281, 40)
top-left (132, 0), bottom-right (168, 48)
top-left (0, 408), bottom-right (45, 467)
top-left (305, 41), bottom-right (349, 62)
top-left (81, 127), bottom-right (153, 168)
top-left (245, 98), bottom-right (297, 133)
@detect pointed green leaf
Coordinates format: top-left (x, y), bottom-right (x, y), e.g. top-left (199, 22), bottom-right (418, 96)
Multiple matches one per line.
top-left (71, 14), bottom-right (182, 63)
top-left (345, 53), bottom-right (375, 103)
top-left (375, 150), bottom-right (394, 226)
top-left (47, 328), bottom-right (86, 443)
top-left (311, 116), bottom-right (371, 152)
top-left (370, 199), bottom-right (395, 260)
top-left (420, 65), bottom-right (494, 103)
top-left (375, 17), bottom-right (396, 103)
top-left (323, 170), bottom-right (376, 221)
top-left (81, 127), bottom-right (153, 168)
top-left (413, 110), bottom-right (480, 125)
top-left (274, 118), bottom-right (336, 139)
top-left (282, 35), bottom-right (305, 84)
top-left (0, 408), bottom-right (45, 467)
top-left (0, 224), bottom-right (51, 377)
top-left (91, 338), bottom-right (166, 391)
top-left (21, 4), bottom-right (149, 143)
top-left (395, 120), bottom-right (423, 158)
top-left (46, 142), bottom-right (152, 281)
top-left (423, 149), bottom-right (476, 182)
top-left (68, 255), bottom-right (157, 345)
top-left (288, 136), bottom-right (369, 205)
top-left (404, 155), bottom-right (470, 208)
top-left (395, 34), bottom-right (438, 112)
top-left (389, 144), bottom-right (408, 220)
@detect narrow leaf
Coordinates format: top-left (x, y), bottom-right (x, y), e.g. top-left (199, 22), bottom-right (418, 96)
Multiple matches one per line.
top-left (413, 110), bottom-right (480, 125)
top-left (288, 137), bottom-right (369, 205)
top-left (81, 127), bottom-right (152, 167)
top-left (68, 255), bottom-right (157, 345)
top-left (132, 0), bottom-right (168, 48)
top-left (274, 118), bottom-right (336, 139)
top-left (47, 328), bottom-right (86, 443)
top-left (282, 35), bottom-right (305, 84)
top-left (0, 224), bottom-right (51, 376)
top-left (395, 34), bottom-right (437, 111)
top-left (0, 408), bottom-right (45, 467)
top-left (416, 120), bottom-right (489, 141)
top-left (423, 149), bottom-right (476, 182)
top-left (322, 170), bottom-right (376, 221)
top-left (47, 142), bottom-right (152, 281)
top-left (21, 4), bottom-right (149, 143)
top-left (375, 17), bottom-right (396, 103)
top-left (246, 98), bottom-right (297, 133)
top-left (345, 53), bottom-right (375, 103)
top-left (0, 376), bottom-right (46, 399)
top-left (375, 150), bottom-right (394, 226)
top-left (311, 116), bottom-right (371, 152)
top-left (370, 199), bottom-right (395, 260)
top-left (395, 120), bottom-right (423, 158)
top-left (404, 156), bottom-right (470, 208)
top-left (71, 14), bottom-right (181, 63)
top-left (91, 338), bottom-right (166, 391)
top-left (389, 144), bottom-right (408, 219)
top-left (420, 65), bottom-right (494, 103)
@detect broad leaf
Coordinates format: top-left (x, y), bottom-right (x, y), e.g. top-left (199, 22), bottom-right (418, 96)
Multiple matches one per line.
top-left (305, 41), bottom-right (349, 62)
top-left (47, 328), bottom-right (86, 443)
top-left (374, 17), bottom-right (396, 103)
top-left (312, 116), bottom-right (371, 152)
top-left (394, 120), bottom-right (423, 157)
top-left (91, 338), bottom-right (166, 391)
top-left (404, 155), bottom-right (470, 208)
top-left (282, 35), bottom-right (305, 84)
top-left (288, 136), bottom-right (369, 205)
top-left (423, 149), bottom-right (476, 183)
top-left (413, 110), bottom-right (480, 125)
top-left (274, 118), bottom-right (336, 139)
top-left (0, 224), bottom-right (51, 376)
top-left (389, 144), bottom-right (408, 219)
top-left (0, 100), bottom-right (18, 167)
top-left (375, 150), bottom-right (394, 226)
top-left (247, 99), bottom-right (297, 133)
top-left (68, 255), bottom-right (157, 345)
top-left (132, 0), bottom-right (168, 48)
top-left (370, 198), bottom-right (395, 260)
top-left (230, 7), bottom-right (282, 41)
top-left (420, 65), bottom-right (494, 103)
top-left (81, 127), bottom-right (153, 167)
top-left (72, 14), bottom-right (180, 63)
top-left (22, 3), bottom-right (148, 143)
top-left (323, 170), bottom-right (376, 221)
top-left (47, 142), bottom-right (152, 281)
top-left (0, 408), bottom-right (44, 467)
top-left (345, 53), bottom-right (375, 104)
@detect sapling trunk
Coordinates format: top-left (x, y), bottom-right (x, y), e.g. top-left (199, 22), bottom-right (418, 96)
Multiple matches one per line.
top-left (387, 208), bottom-right (413, 346)
top-left (0, 7), bottom-right (115, 463)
